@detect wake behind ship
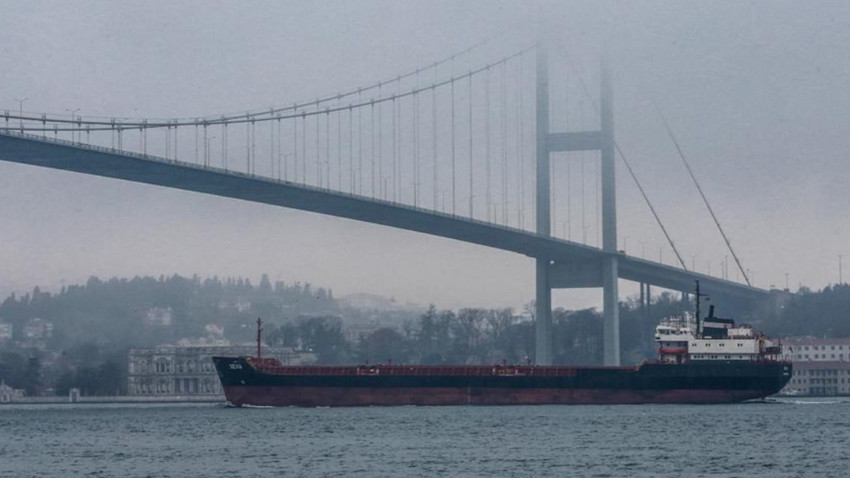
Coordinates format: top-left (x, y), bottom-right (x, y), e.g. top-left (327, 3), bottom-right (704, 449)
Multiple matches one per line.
top-left (213, 300), bottom-right (791, 407)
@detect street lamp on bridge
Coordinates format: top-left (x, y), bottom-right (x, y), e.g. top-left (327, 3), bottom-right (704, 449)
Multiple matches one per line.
top-left (65, 108), bottom-right (80, 143)
top-left (14, 97), bottom-right (28, 133)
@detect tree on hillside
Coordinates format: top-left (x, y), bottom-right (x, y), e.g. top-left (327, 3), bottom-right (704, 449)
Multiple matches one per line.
top-left (296, 316), bottom-right (348, 364)
top-left (356, 328), bottom-right (409, 364)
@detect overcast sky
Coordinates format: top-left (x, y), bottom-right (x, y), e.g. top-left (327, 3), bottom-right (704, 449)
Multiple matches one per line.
top-left (1, 1), bottom-right (849, 310)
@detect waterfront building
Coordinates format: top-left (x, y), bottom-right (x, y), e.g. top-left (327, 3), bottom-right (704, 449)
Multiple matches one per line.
top-left (781, 337), bottom-right (850, 396)
top-left (0, 322), bottom-right (12, 341)
top-left (127, 344), bottom-right (307, 397)
top-left (0, 382), bottom-right (25, 403)
top-left (343, 323), bottom-right (394, 343)
top-left (23, 318), bottom-right (53, 340)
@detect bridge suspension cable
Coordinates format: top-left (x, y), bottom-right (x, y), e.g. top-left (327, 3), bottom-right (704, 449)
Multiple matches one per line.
top-left (653, 102), bottom-right (751, 285)
top-left (1, 46), bottom-right (533, 135)
top-left (566, 56), bottom-right (689, 270)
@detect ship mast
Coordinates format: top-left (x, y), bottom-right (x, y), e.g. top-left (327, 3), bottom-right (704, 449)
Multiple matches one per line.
top-left (694, 280), bottom-right (709, 337)
top-left (256, 317), bottom-right (263, 360)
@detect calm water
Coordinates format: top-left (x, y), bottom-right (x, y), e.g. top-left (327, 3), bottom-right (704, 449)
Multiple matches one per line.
top-left (1, 399), bottom-right (848, 477)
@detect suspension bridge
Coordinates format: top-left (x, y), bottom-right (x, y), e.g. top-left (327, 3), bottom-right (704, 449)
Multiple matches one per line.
top-left (0, 40), bottom-right (769, 366)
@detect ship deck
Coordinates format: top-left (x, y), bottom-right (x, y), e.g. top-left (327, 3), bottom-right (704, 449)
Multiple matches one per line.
top-left (245, 357), bottom-right (642, 377)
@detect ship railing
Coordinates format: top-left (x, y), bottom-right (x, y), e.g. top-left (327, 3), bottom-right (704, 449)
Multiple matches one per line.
top-left (246, 363), bottom-right (633, 377)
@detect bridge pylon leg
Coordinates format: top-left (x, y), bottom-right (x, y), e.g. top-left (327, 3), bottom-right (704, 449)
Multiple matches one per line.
top-left (602, 257), bottom-right (620, 366)
top-left (535, 258), bottom-right (553, 365)
top-left (600, 57), bottom-right (620, 366)
top-left (534, 42), bottom-right (553, 366)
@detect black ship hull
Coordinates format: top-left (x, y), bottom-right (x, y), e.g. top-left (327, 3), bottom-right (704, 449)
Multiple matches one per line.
top-left (212, 357), bottom-right (792, 407)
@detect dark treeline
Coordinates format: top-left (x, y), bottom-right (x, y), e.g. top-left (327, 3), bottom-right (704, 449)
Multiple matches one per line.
top-left (771, 284), bottom-right (850, 338)
top-left (264, 292), bottom-right (695, 366)
top-left (262, 286), bottom-right (850, 366)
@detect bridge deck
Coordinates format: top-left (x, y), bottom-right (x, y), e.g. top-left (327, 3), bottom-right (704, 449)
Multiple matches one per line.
top-left (0, 132), bottom-right (768, 301)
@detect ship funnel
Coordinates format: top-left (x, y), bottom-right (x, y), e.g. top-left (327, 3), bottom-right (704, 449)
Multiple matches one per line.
top-left (708, 305), bottom-right (715, 319)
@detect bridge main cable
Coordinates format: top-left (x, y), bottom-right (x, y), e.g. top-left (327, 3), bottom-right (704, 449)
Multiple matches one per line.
top-left (566, 55), bottom-right (689, 270)
top-left (3, 45), bottom-right (533, 132)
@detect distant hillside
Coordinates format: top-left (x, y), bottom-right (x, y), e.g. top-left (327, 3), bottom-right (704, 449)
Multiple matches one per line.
top-left (0, 274), bottom-right (340, 350)
top-left (338, 293), bottom-right (422, 313)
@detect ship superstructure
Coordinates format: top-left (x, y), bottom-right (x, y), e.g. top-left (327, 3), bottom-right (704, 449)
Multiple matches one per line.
top-left (656, 306), bottom-right (784, 364)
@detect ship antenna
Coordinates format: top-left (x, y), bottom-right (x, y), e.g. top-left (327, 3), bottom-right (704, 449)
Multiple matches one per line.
top-left (256, 317), bottom-right (263, 360)
top-left (695, 280), bottom-right (700, 330)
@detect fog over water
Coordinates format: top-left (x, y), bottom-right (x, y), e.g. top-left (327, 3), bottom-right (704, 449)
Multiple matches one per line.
top-left (1, 1), bottom-right (849, 310)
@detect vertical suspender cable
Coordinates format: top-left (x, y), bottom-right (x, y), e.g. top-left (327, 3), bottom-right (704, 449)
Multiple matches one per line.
top-left (316, 111), bottom-right (320, 187)
top-left (276, 118), bottom-right (280, 179)
top-left (451, 79), bottom-right (456, 215)
top-left (292, 112), bottom-right (297, 182)
top-left (335, 108), bottom-right (340, 188)
top-left (580, 96), bottom-right (586, 243)
top-left (398, 95), bottom-right (403, 203)
top-left (251, 119), bottom-right (256, 175)
top-left (595, 152), bottom-right (600, 247)
top-left (414, 91), bottom-right (419, 207)
top-left (301, 113), bottom-right (306, 184)
top-left (245, 118), bottom-right (250, 173)
top-left (502, 62), bottom-right (508, 225)
top-left (485, 68), bottom-right (491, 222)
top-left (566, 152), bottom-right (571, 239)
top-left (552, 159), bottom-right (557, 237)
top-left (271, 115), bottom-right (275, 177)
top-left (349, 107), bottom-right (354, 193)
top-left (378, 85), bottom-right (384, 199)
top-left (518, 55), bottom-right (524, 229)
top-left (358, 91), bottom-right (363, 194)
top-left (392, 98), bottom-right (397, 202)
top-left (203, 123), bottom-right (208, 166)
top-left (395, 77), bottom-right (401, 201)
top-left (432, 79), bottom-right (438, 210)
top-left (468, 72), bottom-right (474, 218)
top-left (326, 110), bottom-right (330, 189)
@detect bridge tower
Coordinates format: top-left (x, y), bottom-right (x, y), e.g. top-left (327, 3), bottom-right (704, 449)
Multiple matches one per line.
top-left (535, 44), bottom-right (620, 366)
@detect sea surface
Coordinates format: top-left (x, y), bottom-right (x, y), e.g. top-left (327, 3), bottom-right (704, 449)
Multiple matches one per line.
top-left (1, 398), bottom-right (847, 477)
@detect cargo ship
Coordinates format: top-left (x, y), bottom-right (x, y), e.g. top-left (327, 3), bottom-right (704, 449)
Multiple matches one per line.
top-left (213, 289), bottom-right (791, 407)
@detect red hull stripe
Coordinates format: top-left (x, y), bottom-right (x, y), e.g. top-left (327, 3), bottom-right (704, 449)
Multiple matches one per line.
top-left (222, 385), bottom-right (771, 407)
